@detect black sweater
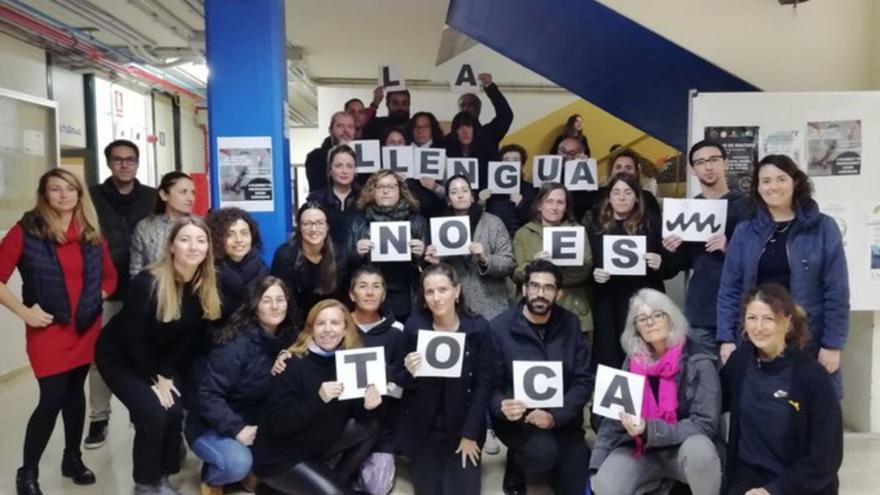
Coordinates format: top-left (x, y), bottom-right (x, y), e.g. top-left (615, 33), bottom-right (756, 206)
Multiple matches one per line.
top-left (270, 242), bottom-right (351, 321)
top-left (721, 342), bottom-right (843, 495)
top-left (358, 312), bottom-right (405, 452)
top-left (96, 271), bottom-right (209, 381)
top-left (253, 350), bottom-right (368, 478)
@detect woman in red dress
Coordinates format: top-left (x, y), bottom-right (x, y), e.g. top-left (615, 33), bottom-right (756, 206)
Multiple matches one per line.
top-left (0, 168), bottom-right (116, 495)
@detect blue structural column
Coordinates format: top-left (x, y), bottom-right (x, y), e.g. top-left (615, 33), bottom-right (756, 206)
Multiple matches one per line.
top-left (206, 0), bottom-right (291, 264)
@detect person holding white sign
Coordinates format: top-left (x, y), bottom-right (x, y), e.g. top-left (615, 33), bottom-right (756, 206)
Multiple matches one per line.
top-left (382, 124), bottom-right (446, 219)
top-left (454, 72), bottom-right (513, 156)
top-left (424, 174), bottom-right (514, 319)
top-left (499, 144), bottom-right (539, 229)
top-left (512, 182), bottom-right (594, 334)
top-left (305, 144), bottom-right (362, 249)
top-left (305, 111), bottom-right (355, 191)
top-left (590, 289), bottom-right (721, 495)
top-left (362, 88), bottom-right (410, 141)
top-left (253, 299), bottom-right (381, 495)
top-left (392, 264), bottom-right (494, 495)
top-left (349, 170), bottom-right (428, 323)
top-left (489, 260), bottom-right (593, 495)
top-left (587, 173), bottom-right (674, 371)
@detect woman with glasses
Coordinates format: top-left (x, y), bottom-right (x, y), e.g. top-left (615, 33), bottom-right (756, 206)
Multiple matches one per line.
top-left (272, 202), bottom-right (350, 321)
top-left (349, 170), bottom-right (428, 323)
top-left (305, 144), bottom-right (360, 249)
top-left (381, 124), bottom-right (446, 220)
top-left (129, 171), bottom-right (196, 277)
top-left (590, 289), bottom-right (722, 495)
top-left (512, 182), bottom-right (594, 334)
top-left (587, 173), bottom-right (672, 371)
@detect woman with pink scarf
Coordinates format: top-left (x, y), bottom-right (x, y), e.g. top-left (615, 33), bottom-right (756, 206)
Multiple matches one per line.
top-left (589, 289), bottom-right (722, 495)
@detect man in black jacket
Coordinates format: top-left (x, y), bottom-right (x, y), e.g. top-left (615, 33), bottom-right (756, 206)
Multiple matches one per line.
top-left (489, 259), bottom-right (594, 495)
top-left (456, 72), bottom-right (513, 157)
top-left (85, 139), bottom-right (156, 449)
top-left (305, 111), bottom-right (355, 191)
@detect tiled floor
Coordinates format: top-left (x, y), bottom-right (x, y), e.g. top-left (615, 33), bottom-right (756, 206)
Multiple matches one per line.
top-left (1, 371), bottom-right (877, 494)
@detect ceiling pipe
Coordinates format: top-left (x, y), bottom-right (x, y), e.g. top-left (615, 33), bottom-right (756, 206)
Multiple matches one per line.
top-left (127, 0), bottom-right (197, 42)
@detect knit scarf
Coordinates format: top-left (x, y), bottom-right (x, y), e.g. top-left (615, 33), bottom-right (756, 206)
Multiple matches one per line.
top-left (365, 201), bottom-right (412, 222)
top-left (629, 344), bottom-right (683, 456)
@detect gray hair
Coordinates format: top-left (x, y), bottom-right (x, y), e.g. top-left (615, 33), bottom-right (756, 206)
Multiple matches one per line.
top-left (621, 288), bottom-right (689, 363)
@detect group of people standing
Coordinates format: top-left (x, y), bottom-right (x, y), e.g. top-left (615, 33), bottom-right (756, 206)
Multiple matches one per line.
top-left (0, 74), bottom-right (847, 495)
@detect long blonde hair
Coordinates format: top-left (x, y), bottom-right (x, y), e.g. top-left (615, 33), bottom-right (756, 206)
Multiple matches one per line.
top-left (148, 217), bottom-right (222, 322)
top-left (23, 168), bottom-right (101, 244)
top-left (288, 299), bottom-right (362, 357)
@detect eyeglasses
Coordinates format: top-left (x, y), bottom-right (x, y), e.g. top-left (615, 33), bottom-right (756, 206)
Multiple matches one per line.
top-left (526, 281), bottom-right (557, 294)
top-left (110, 157), bottom-right (138, 166)
top-left (375, 183), bottom-right (399, 191)
top-left (300, 220), bottom-right (328, 231)
top-left (634, 311), bottom-right (667, 326)
top-left (692, 155), bottom-right (724, 167)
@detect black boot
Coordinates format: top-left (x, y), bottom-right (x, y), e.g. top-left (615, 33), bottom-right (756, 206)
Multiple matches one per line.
top-left (502, 454), bottom-right (527, 495)
top-left (61, 450), bottom-right (96, 485)
top-left (15, 467), bottom-right (43, 495)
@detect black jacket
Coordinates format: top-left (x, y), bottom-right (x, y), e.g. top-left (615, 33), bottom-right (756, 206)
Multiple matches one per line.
top-left (445, 83), bottom-right (513, 156)
top-left (721, 342), bottom-right (842, 495)
top-left (305, 140), bottom-right (332, 192)
top-left (357, 312), bottom-right (405, 452)
top-left (89, 179), bottom-right (156, 300)
top-left (270, 241), bottom-right (351, 321)
top-left (216, 250), bottom-right (269, 323)
top-left (306, 184), bottom-right (361, 248)
top-left (575, 187), bottom-right (662, 228)
top-left (186, 323), bottom-right (292, 442)
top-left (393, 311), bottom-right (495, 455)
top-left (488, 303), bottom-right (594, 430)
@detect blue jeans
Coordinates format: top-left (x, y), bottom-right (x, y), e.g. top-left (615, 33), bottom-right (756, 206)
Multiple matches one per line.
top-left (191, 430), bottom-right (252, 486)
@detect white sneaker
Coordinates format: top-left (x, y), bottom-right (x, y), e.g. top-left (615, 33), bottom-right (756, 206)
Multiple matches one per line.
top-left (483, 428), bottom-right (502, 455)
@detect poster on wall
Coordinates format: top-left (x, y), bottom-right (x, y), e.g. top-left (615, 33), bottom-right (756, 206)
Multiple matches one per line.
top-left (704, 126), bottom-right (759, 194)
top-left (806, 120), bottom-right (861, 176)
top-left (217, 136), bottom-right (274, 212)
top-left (760, 129), bottom-right (802, 166)
top-left (868, 203), bottom-right (880, 283)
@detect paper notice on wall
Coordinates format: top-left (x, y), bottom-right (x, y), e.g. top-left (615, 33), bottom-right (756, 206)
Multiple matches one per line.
top-left (868, 203), bottom-right (880, 282)
top-left (22, 129), bottom-right (45, 156)
top-left (806, 120), bottom-right (861, 176)
top-left (704, 126), bottom-right (759, 194)
top-left (217, 136), bottom-right (274, 212)
top-left (760, 130), bottom-right (802, 167)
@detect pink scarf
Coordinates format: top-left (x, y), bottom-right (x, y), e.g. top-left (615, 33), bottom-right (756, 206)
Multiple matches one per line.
top-left (628, 344), bottom-right (683, 456)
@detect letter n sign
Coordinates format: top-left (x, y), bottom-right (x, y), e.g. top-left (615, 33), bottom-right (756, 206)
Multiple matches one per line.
top-left (603, 235), bottom-right (646, 276)
top-left (370, 221), bottom-right (411, 262)
top-left (542, 226), bottom-right (585, 266)
top-left (335, 347), bottom-right (388, 400)
top-left (513, 361), bottom-right (563, 408)
top-left (415, 330), bottom-right (466, 377)
top-left (430, 216), bottom-right (471, 256)
top-left (592, 364), bottom-right (645, 421)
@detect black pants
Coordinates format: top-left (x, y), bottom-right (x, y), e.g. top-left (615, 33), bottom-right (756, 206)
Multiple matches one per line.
top-left (260, 419), bottom-right (377, 495)
top-left (21, 364), bottom-right (90, 470)
top-left (96, 358), bottom-right (184, 485)
top-left (409, 434), bottom-right (481, 495)
top-left (495, 423), bottom-right (589, 495)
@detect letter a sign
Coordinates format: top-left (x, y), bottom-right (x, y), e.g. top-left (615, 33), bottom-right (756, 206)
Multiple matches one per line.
top-left (513, 361), bottom-right (564, 408)
top-left (335, 347), bottom-right (388, 400)
top-left (592, 364), bottom-right (645, 421)
top-left (662, 198), bottom-right (727, 242)
top-left (415, 330), bottom-right (466, 378)
top-left (430, 216), bottom-right (471, 256)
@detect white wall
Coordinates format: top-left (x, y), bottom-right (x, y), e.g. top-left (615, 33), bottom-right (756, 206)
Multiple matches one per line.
top-left (599, 0), bottom-right (877, 91)
top-left (0, 32), bottom-right (46, 99)
top-left (178, 98), bottom-right (205, 175)
top-left (152, 92), bottom-right (176, 177)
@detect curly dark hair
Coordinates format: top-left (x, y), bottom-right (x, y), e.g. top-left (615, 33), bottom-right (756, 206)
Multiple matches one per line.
top-left (217, 276), bottom-right (299, 344)
top-left (407, 112), bottom-right (444, 146)
top-left (204, 207), bottom-right (262, 261)
top-left (742, 283), bottom-right (811, 350)
top-left (751, 154), bottom-right (814, 213)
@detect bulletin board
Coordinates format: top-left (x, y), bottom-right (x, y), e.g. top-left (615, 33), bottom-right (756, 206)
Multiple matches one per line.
top-left (0, 87), bottom-right (58, 232)
top-left (688, 91), bottom-right (880, 311)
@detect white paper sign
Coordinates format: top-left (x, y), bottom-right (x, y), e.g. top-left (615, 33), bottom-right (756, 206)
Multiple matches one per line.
top-left (446, 157), bottom-right (479, 189)
top-left (430, 216), bottom-right (471, 256)
top-left (533, 155), bottom-right (563, 186)
top-left (592, 364), bottom-right (645, 421)
top-left (450, 63), bottom-right (479, 93)
top-left (378, 65), bottom-right (405, 92)
top-left (542, 226), bottom-right (585, 266)
top-left (335, 347), bottom-right (388, 400)
top-left (415, 330), bottom-right (466, 377)
top-left (351, 140), bottom-right (381, 174)
top-left (382, 145), bottom-right (414, 178)
top-left (662, 198), bottom-right (728, 242)
top-left (370, 221), bottom-right (411, 262)
top-left (22, 129), bottom-right (45, 157)
top-left (414, 147), bottom-right (446, 180)
top-left (603, 235), bottom-right (646, 276)
top-left (488, 161), bottom-right (520, 194)
top-left (513, 361), bottom-right (564, 408)
top-left (564, 158), bottom-right (599, 191)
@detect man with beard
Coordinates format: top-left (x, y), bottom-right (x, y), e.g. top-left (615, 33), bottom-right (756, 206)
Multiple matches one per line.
top-left (362, 88), bottom-right (411, 140)
top-left (661, 139), bottom-right (748, 354)
top-left (569, 145), bottom-right (661, 222)
top-left (489, 259), bottom-right (593, 495)
top-left (306, 111), bottom-right (355, 191)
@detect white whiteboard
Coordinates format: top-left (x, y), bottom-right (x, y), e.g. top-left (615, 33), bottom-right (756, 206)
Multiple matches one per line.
top-left (688, 91), bottom-right (880, 311)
